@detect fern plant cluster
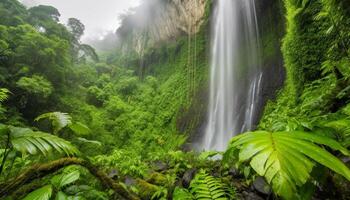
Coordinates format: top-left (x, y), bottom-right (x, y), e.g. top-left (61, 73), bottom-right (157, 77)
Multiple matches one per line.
top-left (173, 169), bottom-right (236, 200)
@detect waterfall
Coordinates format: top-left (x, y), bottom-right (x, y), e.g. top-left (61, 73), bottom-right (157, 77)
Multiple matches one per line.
top-left (200, 0), bottom-right (262, 151)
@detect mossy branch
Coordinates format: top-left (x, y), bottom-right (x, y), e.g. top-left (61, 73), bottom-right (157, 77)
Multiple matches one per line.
top-left (0, 157), bottom-right (140, 200)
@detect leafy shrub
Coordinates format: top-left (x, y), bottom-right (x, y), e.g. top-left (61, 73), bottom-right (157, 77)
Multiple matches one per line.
top-left (16, 75), bottom-right (53, 98)
top-left (173, 169), bottom-right (235, 200)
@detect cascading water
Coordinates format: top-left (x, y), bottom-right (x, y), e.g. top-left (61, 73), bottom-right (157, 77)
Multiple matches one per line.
top-left (200, 0), bottom-right (262, 151)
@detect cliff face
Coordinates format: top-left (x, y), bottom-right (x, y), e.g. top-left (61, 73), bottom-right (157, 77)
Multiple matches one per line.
top-left (116, 0), bottom-right (207, 57)
top-left (255, 0), bottom-right (286, 122)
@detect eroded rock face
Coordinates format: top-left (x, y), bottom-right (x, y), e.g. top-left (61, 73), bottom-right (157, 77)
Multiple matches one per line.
top-left (117, 0), bottom-right (207, 56)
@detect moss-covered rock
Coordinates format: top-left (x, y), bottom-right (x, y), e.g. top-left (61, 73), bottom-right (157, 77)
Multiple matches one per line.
top-left (135, 179), bottom-right (159, 200)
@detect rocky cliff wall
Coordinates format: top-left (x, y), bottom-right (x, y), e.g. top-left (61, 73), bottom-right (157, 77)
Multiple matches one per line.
top-left (116, 0), bottom-right (207, 57)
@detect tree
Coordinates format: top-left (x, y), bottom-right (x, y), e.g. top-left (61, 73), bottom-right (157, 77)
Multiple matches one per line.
top-left (67, 18), bottom-right (85, 41)
top-left (28, 5), bottom-right (60, 23)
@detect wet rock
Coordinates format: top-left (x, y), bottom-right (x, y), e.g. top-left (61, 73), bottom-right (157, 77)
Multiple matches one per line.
top-left (182, 168), bottom-right (197, 188)
top-left (124, 176), bottom-right (136, 186)
top-left (152, 160), bottom-right (168, 172)
top-left (108, 169), bottom-right (119, 179)
top-left (240, 191), bottom-right (265, 200)
top-left (228, 167), bottom-right (243, 178)
top-left (341, 156), bottom-right (350, 163)
top-left (252, 177), bottom-right (271, 195)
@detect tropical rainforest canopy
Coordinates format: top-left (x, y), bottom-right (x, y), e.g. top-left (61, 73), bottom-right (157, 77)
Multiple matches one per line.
top-left (0, 0), bottom-right (349, 200)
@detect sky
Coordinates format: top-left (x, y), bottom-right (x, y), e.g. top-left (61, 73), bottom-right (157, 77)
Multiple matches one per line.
top-left (20, 0), bottom-right (141, 41)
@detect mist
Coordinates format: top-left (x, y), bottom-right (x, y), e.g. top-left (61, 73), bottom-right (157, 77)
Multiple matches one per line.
top-left (20, 0), bottom-right (141, 42)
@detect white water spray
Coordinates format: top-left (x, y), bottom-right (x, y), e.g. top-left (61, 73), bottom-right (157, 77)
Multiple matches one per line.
top-left (200, 0), bottom-right (262, 151)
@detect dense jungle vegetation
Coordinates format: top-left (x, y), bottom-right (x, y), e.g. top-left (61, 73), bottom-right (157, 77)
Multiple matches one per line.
top-left (0, 0), bottom-right (349, 199)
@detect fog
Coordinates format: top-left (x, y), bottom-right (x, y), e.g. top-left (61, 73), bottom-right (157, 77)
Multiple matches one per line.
top-left (20, 0), bottom-right (141, 42)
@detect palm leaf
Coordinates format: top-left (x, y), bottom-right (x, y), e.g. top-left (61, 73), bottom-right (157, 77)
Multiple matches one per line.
top-left (9, 126), bottom-right (79, 156)
top-left (225, 131), bottom-right (350, 199)
top-left (35, 112), bottom-right (72, 134)
top-left (22, 185), bottom-right (53, 200)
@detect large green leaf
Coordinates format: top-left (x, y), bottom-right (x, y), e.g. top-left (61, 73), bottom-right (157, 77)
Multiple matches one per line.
top-left (226, 131), bottom-right (350, 199)
top-left (35, 112), bottom-right (72, 134)
top-left (51, 170), bottom-right (80, 189)
top-left (9, 126), bottom-right (79, 156)
top-left (55, 192), bottom-right (69, 200)
top-left (22, 185), bottom-right (53, 200)
top-left (69, 122), bottom-right (91, 136)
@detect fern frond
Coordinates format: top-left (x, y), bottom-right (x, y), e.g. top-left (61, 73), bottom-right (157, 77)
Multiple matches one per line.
top-left (323, 119), bottom-right (350, 147)
top-left (173, 187), bottom-right (194, 200)
top-left (190, 170), bottom-right (235, 200)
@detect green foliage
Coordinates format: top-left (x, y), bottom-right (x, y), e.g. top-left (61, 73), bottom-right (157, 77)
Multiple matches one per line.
top-left (22, 168), bottom-right (92, 200)
top-left (51, 170), bottom-right (80, 188)
top-left (69, 122), bottom-right (91, 136)
top-left (0, 88), bottom-right (9, 103)
top-left (28, 5), bottom-right (61, 22)
top-left (16, 75), bottom-right (53, 98)
top-left (22, 185), bottom-right (53, 200)
top-left (0, 88), bottom-right (10, 117)
top-left (3, 125), bottom-right (79, 156)
top-left (93, 149), bottom-right (148, 177)
top-left (323, 119), bottom-right (350, 147)
top-left (67, 18), bottom-right (84, 40)
top-left (173, 187), bottom-right (194, 200)
top-left (35, 112), bottom-right (72, 134)
top-left (173, 170), bottom-right (235, 200)
top-left (224, 130), bottom-right (350, 199)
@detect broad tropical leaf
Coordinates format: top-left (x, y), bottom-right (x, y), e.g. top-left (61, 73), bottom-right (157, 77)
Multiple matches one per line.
top-left (51, 170), bottom-right (80, 189)
top-left (35, 112), bottom-right (72, 134)
top-left (55, 191), bottom-right (69, 200)
top-left (225, 131), bottom-right (350, 199)
top-left (69, 122), bottom-right (91, 136)
top-left (9, 126), bottom-right (79, 156)
top-left (22, 185), bottom-right (53, 200)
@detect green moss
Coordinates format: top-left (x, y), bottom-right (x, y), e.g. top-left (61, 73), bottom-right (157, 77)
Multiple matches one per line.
top-left (135, 179), bottom-right (159, 199)
top-left (260, 0), bottom-right (350, 131)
